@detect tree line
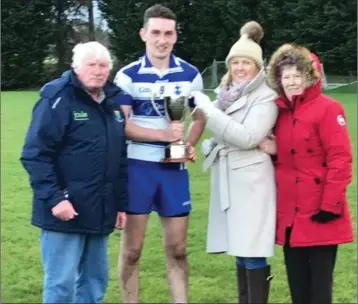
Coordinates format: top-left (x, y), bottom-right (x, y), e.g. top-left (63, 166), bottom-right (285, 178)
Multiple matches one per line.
top-left (2, 0), bottom-right (356, 90)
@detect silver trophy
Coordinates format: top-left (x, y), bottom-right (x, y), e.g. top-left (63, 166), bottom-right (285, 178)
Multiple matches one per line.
top-left (151, 93), bottom-right (197, 163)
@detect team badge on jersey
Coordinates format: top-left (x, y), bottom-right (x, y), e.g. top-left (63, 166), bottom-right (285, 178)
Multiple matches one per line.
top-left (174, 84), bottom-right (182, 95)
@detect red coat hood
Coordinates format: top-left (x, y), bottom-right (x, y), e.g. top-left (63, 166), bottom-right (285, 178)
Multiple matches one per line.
top-left (266, 44), bottom-right (323, 109)
top-left (276, 53), bottom-right (323, 109)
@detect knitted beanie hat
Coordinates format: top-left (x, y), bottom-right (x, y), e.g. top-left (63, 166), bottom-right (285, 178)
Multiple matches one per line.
top-left (225, 21), bottom-right (264, 68)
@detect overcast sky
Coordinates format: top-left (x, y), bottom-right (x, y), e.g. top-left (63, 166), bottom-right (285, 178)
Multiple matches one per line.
top-left (93, 1), bottom-right (108, 29)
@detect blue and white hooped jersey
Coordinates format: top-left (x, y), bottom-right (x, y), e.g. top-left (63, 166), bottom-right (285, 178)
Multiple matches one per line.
top-left (114, 53), bottom-right (204, 162)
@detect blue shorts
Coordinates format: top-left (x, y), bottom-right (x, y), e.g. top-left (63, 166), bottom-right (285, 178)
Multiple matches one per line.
top-left (127, 159), bottom-right (191, 217)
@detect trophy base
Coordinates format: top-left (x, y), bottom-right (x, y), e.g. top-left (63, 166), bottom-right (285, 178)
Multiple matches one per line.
top-left (162, 142), bottom-right (191, 163)
top-left (163, 157), bottom-right (190, 163)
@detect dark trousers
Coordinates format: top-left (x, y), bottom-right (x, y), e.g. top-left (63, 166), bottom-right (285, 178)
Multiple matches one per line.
top-left (284, 228), bottom-right (338, 304)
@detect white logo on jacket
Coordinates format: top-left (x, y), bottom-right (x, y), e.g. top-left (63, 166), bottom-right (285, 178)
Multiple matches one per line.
top-left (114, 110), bottom-right (124, 123)
top-left (337, 114), bottom-right (346, 126)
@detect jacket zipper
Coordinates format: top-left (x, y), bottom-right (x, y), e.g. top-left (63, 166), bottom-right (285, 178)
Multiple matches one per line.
top-left (98, 104), bottom-right (108, 235)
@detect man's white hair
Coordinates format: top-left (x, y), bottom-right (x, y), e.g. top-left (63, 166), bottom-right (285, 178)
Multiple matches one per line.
top-left (71, 41), bottom-right (113, 70)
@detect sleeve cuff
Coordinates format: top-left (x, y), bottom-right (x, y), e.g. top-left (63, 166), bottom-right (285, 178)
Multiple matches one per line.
top-left (117, 192), bottom-right (128, 212)
top-left (117, 201), bottom-right (128, 212)
top-left (117, 94), bottom-right (132, 106)
top-left (271, 155), bottom-right (278, 162)
top-left (48, 194), bottom-right (66, 209)
top-left (48, 189), bottom-right (69, 209)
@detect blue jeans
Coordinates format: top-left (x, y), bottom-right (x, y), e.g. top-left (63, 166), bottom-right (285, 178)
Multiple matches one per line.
top-left (236, 257), bottom-right (268, 269)
top-left (40, 230), bottom-right (109, 303)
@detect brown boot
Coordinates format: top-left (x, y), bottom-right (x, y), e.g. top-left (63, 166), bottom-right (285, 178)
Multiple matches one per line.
top-left (236, 264), bottom-right (248, 303)
top-left (247, 265), bottom-right (273, 303)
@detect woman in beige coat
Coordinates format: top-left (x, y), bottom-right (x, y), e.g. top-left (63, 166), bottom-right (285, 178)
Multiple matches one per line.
top-left (191, 21), bottom-right (278, 303)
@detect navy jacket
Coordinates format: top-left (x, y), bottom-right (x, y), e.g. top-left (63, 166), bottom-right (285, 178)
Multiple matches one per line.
top-left (20, 70), bottom-right (128, 235)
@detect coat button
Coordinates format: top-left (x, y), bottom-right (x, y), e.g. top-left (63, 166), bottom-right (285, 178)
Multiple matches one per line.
top-left (290, 149), bottom-right (296, 154)
top-left (292, 118), bottom-right (297, 124)
top-left (314, 177), bottom-right (321, 184)
top-left (295, 177), bottom-right (299, 183)
top-left (307, 148), bottom-right (313, 153)
top-left (295, 207), bottom-right (300, 212)
top-left (336, 201), bottom-right (341, 205)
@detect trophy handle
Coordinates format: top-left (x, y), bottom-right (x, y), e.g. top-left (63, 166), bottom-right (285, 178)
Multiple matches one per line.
top-left (180, 95), bottom-right (198, 122)
top-left (181, 106), bottom-right (198, 122)
top-left (150, 93), bottom-right (170, 121)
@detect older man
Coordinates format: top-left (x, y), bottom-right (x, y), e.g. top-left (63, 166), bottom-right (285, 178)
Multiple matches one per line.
top-left (20, 41), bottom-right (128, 303)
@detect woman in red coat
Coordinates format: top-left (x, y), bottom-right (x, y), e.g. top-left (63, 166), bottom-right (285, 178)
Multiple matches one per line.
top-left (260, 44), bottom-right (354, 304)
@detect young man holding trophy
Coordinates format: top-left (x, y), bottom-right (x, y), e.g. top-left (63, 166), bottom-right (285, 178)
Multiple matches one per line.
top-left (113, 4), bottom-right (205, 304)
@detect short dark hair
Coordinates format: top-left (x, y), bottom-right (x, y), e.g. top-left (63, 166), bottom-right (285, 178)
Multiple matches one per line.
top-left (143, 4), bottom-right (176, 27)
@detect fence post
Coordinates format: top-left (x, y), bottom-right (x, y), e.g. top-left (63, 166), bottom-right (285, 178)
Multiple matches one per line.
top-left (210, 59), bottom-right (218, 89)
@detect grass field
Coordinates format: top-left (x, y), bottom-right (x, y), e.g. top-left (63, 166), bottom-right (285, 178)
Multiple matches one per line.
top-left (1, 87), bottom-right (357, 303)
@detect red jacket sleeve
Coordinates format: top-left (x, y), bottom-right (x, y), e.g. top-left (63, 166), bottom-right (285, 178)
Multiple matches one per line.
top-left (318, 99), bottom-right (353, 214)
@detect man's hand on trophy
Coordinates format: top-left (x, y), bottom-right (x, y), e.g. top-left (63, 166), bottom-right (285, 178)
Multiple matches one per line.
top-left (191, 91), bottom-right (215, 117)
top-left (187, 144), bottom-right (196, 162)
top-left (165, 121), bottom-right (185, 142)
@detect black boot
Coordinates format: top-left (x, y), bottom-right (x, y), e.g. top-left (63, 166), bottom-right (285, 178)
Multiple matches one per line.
top-left (247, 265), bottom-right (273, 303)
top-left (236, 264), bottom-right (248, 303)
